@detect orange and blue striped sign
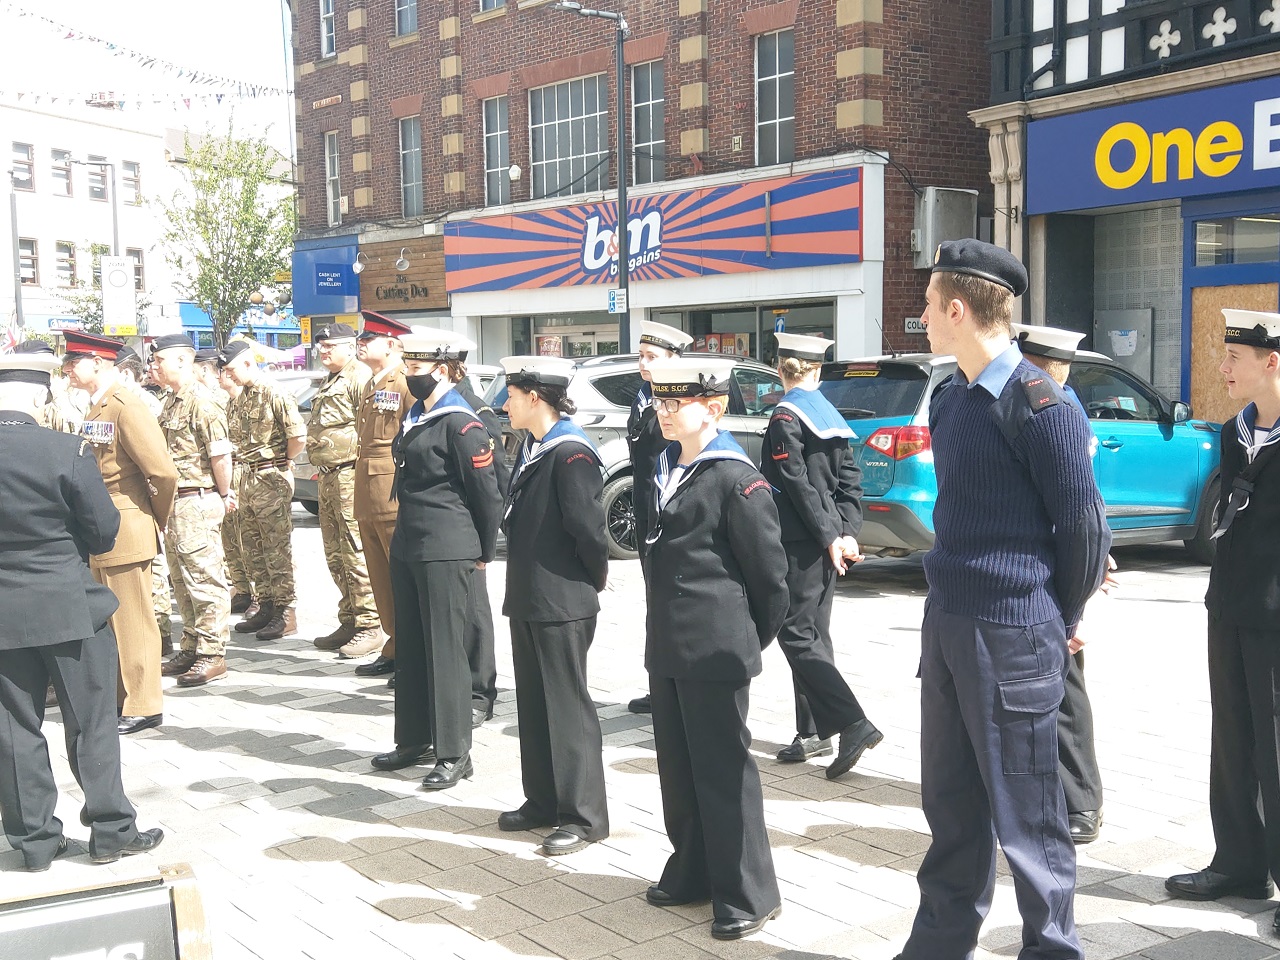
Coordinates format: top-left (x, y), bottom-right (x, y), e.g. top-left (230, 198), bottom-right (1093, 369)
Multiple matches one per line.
top-left (444, 167), bottom-right (862, 293)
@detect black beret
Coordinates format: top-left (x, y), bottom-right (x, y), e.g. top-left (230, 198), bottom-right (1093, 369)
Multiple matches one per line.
top-left (217, 340), bottom-right (252, 368)
top-left (194, 348), bottom-right (221, 364)
top-left (151, 333), bottom-right (196, 354)
top-left (114, 345), bottom-right (141, 366)
top-left (314, 322), bottom-right (357, 343)
top-left (932, 239), bottom-right (1028, 298)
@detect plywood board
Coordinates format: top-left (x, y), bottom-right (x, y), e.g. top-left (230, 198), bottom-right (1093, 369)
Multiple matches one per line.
top-left (1190, 283), bottom-right (1278, 424)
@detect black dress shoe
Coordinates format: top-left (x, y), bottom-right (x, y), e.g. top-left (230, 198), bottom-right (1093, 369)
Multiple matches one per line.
top-left (421, 755), bottom-right (473, 790)
top-left (498, 808), bottom-right (554, 832)
top-left (826, 719), bottom-right (884, 780)
top-left (1069, 810), bottom-right (1102, 844)
top-left (355, 656), bottom-right (395, 677)
top-left (471, 704), bottom-right (494, 728)
top-left (645, 885), bottom-right (709, 906)
top-left (91, 827), bottom-right (165, 864)
top-left (628, 695), bottom-right (652, 714)
top-left (387, 675), bottom-right (395, 689)
top-left (370, 744), bottom-right (436, 771)
top-left (711, 905), bottom-right (781, 940)
top-left (1165, 868), bottom-right (1275, 901)
top-left (776, 734), bottom-right (833, 762)
top-left (117, 714), bottom-right (162, 735)
top-left (25, 836), bottom-right (69, 873)
top-left (541, 829), bottom-right (591, 856)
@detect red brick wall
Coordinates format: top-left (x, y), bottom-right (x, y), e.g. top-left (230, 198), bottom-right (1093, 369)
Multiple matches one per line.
top-left (293, 0), bottom-right (992, 354)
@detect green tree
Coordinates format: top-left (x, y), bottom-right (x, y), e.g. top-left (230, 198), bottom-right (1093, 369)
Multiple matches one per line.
top-left (63, 242), bottom-right (152, 334)
top-left (158, 125), bottom-right (295, 348)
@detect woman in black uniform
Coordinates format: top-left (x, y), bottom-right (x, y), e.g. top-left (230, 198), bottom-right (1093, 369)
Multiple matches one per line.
top-left (762, 332), bottom-right (882, 779)
top-left (642, 355), bottom-right (789, 941)
top-left (498, 356), bottom-right (610, 856)
top-left (370, 329), bottom-right (503, 789)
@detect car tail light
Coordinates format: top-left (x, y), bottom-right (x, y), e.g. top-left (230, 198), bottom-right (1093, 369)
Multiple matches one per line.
top-left (865, 426), bottom-right (931, 460)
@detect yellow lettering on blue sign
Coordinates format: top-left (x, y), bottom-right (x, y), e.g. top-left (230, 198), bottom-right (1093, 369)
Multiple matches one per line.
top-left (1095, 119), bottom-right (1243, 190)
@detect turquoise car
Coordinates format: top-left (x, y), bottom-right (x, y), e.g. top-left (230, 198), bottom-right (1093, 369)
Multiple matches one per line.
top-left (818, 352), bottom-right (1222, 564)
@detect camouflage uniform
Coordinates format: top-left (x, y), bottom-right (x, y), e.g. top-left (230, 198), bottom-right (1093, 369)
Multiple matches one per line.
top-left (307, 358), bottom-right (379, 633)
top-left (159, 383), bottom-right (232, 656)
top-left (227, 379), bottom-right (305, 609)
top-left (211, 384), bottom-right (254, 601)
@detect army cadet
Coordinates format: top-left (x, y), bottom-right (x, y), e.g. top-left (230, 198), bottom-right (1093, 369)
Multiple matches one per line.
top-left (1166, 310), bottom-right (1280, 932)
top-left (220, 340), bottom-right (306, 641)
top-left (150, 335), bottom-right (233, 687)
top-left (369, 329), bottom-right (503, 790)
top-left (642, 355), bottom-right (789, 941)
top-left (0, 351), bottom-right (165, 869)
top-left (352, 311), bottom-right (413, 682)
top-left (307, 322), bottom-right (381, 657)
top-left (214, 362), bottom-right (256, 614)
top-left (194, 348), bottom-right (226, 403)
top-left (626, 320), bottom-right (693, 716)
top-left (763, 332), bottom-right (882, 778)
top-left (61, 331), bottom-right (179, 736)
top-left (894, 241), bottom-right (1110, 960)
top-left (498, 356), bottom-right (610, 856)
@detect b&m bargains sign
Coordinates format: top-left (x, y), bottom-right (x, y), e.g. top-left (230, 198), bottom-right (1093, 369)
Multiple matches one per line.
top-left (1026, 76), bottom-right (1280, 215)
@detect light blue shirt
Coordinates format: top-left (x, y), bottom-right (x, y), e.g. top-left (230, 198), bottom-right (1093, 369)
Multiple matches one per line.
top-left (968, 343), bottom-right (1023, 398)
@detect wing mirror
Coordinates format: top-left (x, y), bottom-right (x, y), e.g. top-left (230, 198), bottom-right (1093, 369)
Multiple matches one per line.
top-left (1170, 400), bottom-right (1192, 424)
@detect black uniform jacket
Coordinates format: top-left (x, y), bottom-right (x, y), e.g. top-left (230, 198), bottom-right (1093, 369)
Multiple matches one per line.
top-left (0, 413), bottom-right (121, 649)
top-left (391, 390), bottom-right (503, 564)
top-left (760, 387), bottom-right (864, 546)
top-left (644, 432), bottom-right (789, 681)
top-left (457, 382), bottom-right (511, 493)
top-left (1206, 406), bottom-right (1280, 630)
top-left (502, 420), bottom-right (609, 622)
top-left (627, 383), bottom-right (664, 554)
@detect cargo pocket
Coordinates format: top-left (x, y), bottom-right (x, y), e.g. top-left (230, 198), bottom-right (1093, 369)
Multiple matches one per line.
top-left (997, 673), bottom-right (1062, 776)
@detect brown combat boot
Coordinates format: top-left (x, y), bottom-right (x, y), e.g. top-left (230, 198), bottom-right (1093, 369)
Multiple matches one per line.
top-left (161, 650), bottom-right (199, 677)
top-left (230, 592), bottom-right (254, 615)
top-left (338, 628), bottom-right (384, 659)
top-left (177, 655), bottom-right (227, 687)
top-left (235, 601), bottom-right (275, 633)
top-left (256, 605), bottom-right (297, 641)
top-left (314, 623), bottom-right (358, 651)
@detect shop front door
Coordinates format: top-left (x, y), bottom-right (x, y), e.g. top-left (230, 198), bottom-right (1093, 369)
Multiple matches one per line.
top-left (1190, 283), bottom-right (1278, 424)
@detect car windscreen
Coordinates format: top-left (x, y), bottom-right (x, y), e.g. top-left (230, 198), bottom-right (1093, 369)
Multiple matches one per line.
top-left (818, 363), bottom-right (929, 419)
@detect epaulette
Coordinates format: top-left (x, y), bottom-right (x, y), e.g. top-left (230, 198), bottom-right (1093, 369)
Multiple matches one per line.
top-left (1022, 375), bottom-right (1060, 413)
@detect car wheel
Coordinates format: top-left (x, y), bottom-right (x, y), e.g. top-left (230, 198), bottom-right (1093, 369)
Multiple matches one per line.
top-left (299, 499), bottom-right (320, 516)
top-left (602, 475), bottom-right (641, 561)
top-left (1185, 476), bottom-right (1219, 565)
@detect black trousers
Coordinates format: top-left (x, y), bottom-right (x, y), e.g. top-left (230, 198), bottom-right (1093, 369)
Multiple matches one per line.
top-left (904, 604), bottom-right (1080, 960)
top-left (1207, 616), bottom-right (1280, 884)
top-left (466, 565), bottom-right (497, 710)
top-left (510, 617), bottom-right (608, 840)
top-left (0, 627), bottom-right (138, 868)
top-left (649, 674), bottom-right (779, 923)
top-left (778, 539), bottom-right (867, 740)
top-left (1057, 651), bottom-right (1103, 815)
top-left (391, 557), bottom-right (474, 760)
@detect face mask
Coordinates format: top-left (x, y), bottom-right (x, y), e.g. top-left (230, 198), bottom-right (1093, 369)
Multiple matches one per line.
top-left (406, 372), bottom-right (439, 401)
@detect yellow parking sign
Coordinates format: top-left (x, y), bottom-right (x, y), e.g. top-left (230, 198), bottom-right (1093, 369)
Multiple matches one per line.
top-left (300, 316), bottom-right (312, 346)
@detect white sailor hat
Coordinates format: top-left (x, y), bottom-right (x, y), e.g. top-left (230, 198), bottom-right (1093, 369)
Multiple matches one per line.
top-left (647, 355), bottom-right (735, 399)
top-left (501, 355), bottom-right (575, 389)
top-left (774, 332), bottom-right (834, 362)
top-left (638, 320), bottom-right (694, 355)
top-left (1012, 323), bottom-right (1086, 362)
top-left (1223, 309), bottom-right (1280, 350)
top-left (400, 327), bottom-right (477, 361)
top-left (0, 351), bottom-right (60, 384)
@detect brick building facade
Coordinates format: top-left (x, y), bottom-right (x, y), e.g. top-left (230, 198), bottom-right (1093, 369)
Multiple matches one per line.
top-left (291, 0), bottom-right (992, 360)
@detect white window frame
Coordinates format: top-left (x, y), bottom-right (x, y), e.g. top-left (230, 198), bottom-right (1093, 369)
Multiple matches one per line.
top-left (483, 96), bottom-right (510, 206)
top-left (529, 74), bottom-right (609, 201)
top-left (631, 60), bottom-right (665, 185)
top-left (320, 0), bottom-right (336, 58)
top-left (479, 0), bottom-right (506, 11)
top-left (395, 0), bottom-right (418, 36)
top-left (51, 149), bottom-right (72, 197)
top-left (18, 238), bottom-right (37, 285)
top-left (122, 160), bottom-right (141, 205)
top-left (87, 155), bottom-right (109, 203)
top-left (755, 28), bottom-right (795, 167)
top-left (399, 117), bottom-right (423, 218)
top-left (55, 241), bottom-right (77, 288)
top-left (324, 131), bottom-right (342, 226)
top-left (126, 247), bottom-right (145, 291)
top-left (11, 143), bottom-right (34, 191)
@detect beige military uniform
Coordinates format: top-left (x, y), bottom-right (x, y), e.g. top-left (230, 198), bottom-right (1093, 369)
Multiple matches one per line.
top-left (354, 364), bottom-right (414, 660)
top-left (82, 383), bottom-right (179, 717)
top-left (160, 383), bottom-right (232, 656)
top-left (307, 358), bottom-right (379, 631)
top-left (227, 378), bottom-right (305, 607)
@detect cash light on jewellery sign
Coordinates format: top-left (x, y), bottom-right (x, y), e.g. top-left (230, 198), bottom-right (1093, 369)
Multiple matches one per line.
top-left (444, 167), bottom-right (863, 293)
top-left (1026, 75), bottom-right (1280, 215)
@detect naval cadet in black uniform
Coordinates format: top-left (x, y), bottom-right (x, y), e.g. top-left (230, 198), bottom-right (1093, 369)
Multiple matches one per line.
top-left (642, 355), bottom-right (789, 941)
top-left (895, 241), bottom-right (1110, 960)
top-left (1167, 309), bottom-right (1280, 931)
top-left (498, 356), bottom-right (610, 857)
top-left (763, 331), bottom-right (882, 778)
top-left (0, 352), bottom-right (164, 870)
top-left (625, 319), bottom-right (694, 715)
top-left (370, 329), bottom-right (503, 789)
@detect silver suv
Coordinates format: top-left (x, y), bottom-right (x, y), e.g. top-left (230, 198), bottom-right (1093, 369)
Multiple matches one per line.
top-left (482, 354), bottom-right (785, 559)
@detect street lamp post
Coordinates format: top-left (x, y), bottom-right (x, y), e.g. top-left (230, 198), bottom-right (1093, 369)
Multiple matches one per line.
top-left (549, 2), bottom-right (632, 351)
top-left (7, 170), bottom-right (25, 331)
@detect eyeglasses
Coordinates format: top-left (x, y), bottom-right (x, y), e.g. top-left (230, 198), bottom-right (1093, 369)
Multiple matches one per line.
top-left (654, 398), bottom-right (695, 415)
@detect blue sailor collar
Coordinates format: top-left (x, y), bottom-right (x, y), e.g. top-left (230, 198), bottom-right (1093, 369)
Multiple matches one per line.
top-left (633, 380), bottom-right (653, 412)
top-left (776, 386), bottom-right (855, 439)
top-left (513, 417), bottom-right (599, 479)
top-left (654, 429), bottom-right (755, 492)
top-left (1236, 402), bottom-right (1280, 461)
top-left (402, 387), bottom-right (477, 432)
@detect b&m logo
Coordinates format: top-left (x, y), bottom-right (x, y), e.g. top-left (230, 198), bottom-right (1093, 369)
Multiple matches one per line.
top-left (581, 210), bottom-right (664, 278)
